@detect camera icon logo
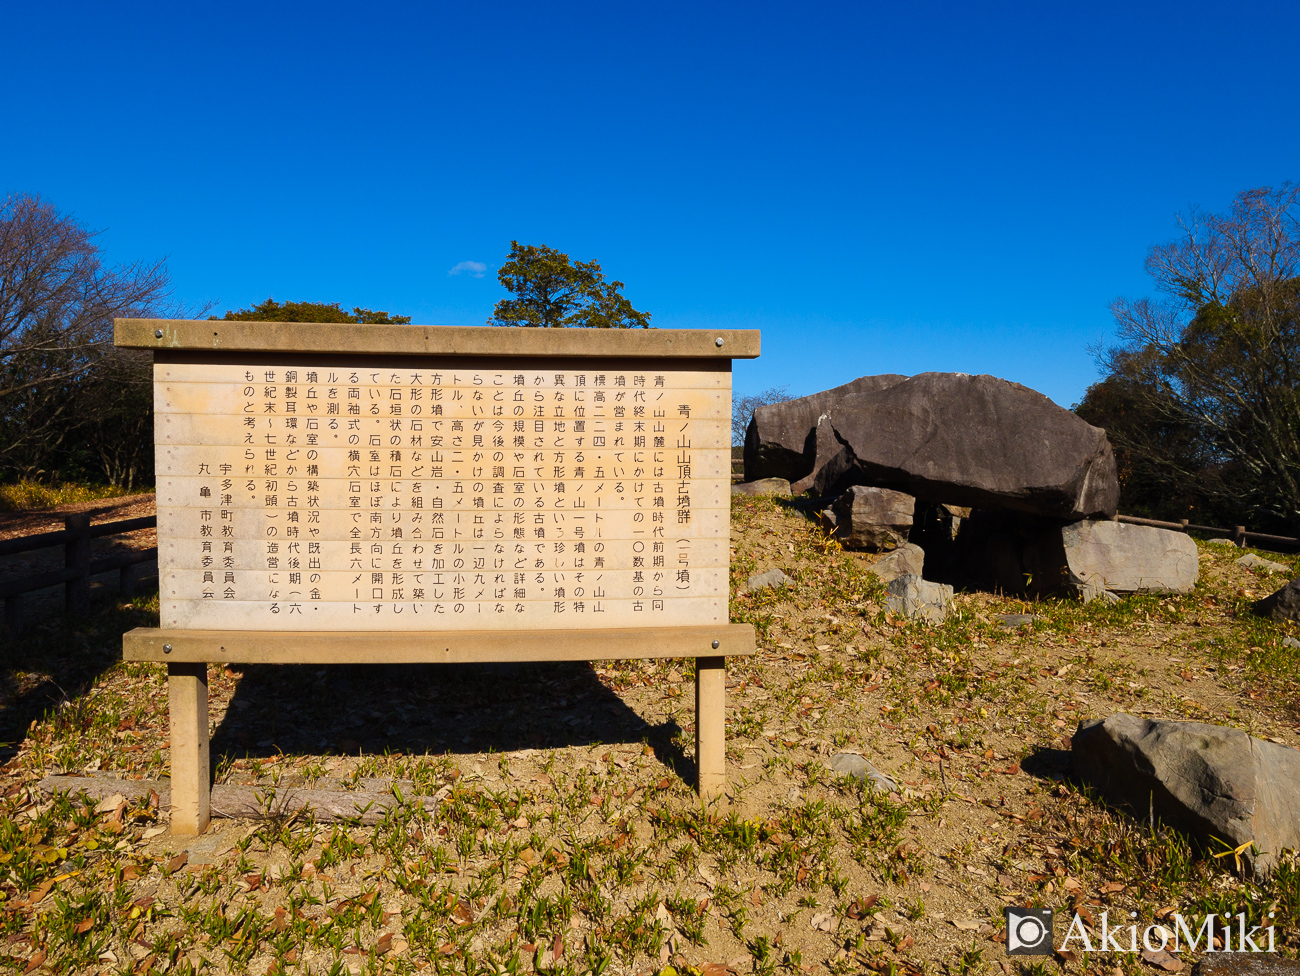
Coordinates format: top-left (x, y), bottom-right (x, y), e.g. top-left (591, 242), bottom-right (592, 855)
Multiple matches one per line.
top-left (1004, 907), bottom-right (1053, 955)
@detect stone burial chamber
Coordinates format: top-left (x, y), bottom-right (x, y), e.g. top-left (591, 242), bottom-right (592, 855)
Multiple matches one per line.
top-left (740, 370), bottom-right (1200, 607)
top-left (745, 371), bottom-right (1119, 520)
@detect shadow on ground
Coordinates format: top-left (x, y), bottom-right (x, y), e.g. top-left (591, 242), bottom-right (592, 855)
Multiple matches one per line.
top-left (1019, 743), bottom-right (1073, 781)
top-left (210, 661), bottom-right (694, 782)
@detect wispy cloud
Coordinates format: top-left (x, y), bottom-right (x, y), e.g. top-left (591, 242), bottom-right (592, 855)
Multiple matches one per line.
top-left (448, 260), bottom-right (487, 278)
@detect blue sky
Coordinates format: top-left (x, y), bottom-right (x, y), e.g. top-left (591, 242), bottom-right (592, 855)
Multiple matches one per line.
top-left (5, 1), bottom-right (1298, 407)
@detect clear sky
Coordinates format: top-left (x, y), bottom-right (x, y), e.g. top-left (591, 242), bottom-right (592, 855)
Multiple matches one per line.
top-left (5, 1), bottom-right (1298, 407)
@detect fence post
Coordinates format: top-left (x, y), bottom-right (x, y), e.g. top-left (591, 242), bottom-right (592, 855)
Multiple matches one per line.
top-left (64, 514), bottom-right (91, 615)
top-left (1235, 525), bottom-right (1247, 548)
top-left (1180, 519), bottom-right (1189, 533)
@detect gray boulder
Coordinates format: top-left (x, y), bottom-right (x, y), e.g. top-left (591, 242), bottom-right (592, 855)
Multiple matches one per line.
top-left (1254, 579), bottom-right (1300, 622)
top-left (829, 485), bottom-right (915, 551)
top-left (799, 373), bottom-right (1119, 519)
top-left (746, 568), bottom-right (792, 593)
top-left (1193, 956), bottom-right (1300, 976)
top-left (884, 574), bottom-right (952, 624)
top-left (869, 543), bottom-right (924, 584)
top-left (829, 753), bottom-right (898, 795)
top-left (1237, 553), bottom-right (1291, 574)
top-left (743, 375), bottom-right (909, 483)
top-left (1073, 713), bottom-right (1300, 877)
top-left (731, 477), bottom-right (792, 497)
top-left (1060, 520), bottom-right (1198, 595)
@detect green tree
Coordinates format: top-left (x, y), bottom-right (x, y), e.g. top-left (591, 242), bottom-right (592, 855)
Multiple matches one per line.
top-left (216, 298), bottom-right (411, 324)
top-left (1083, 182), bottom-right (1300, 530)
top-left (488, 242), bottom-right (651, 328)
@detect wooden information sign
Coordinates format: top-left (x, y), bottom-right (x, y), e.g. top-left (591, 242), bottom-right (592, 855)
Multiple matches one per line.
top-left (115, 319), bottom-right (759, 834)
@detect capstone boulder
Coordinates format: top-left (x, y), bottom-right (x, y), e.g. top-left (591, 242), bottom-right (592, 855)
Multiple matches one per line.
top-left (796, 372), bottom-right (1119, 519)
top-left (742, 374), bottom-right (908, 483)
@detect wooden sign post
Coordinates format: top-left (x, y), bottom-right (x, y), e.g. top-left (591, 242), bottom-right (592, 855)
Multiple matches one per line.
top-left (115, 320), bottom-right (759, 834)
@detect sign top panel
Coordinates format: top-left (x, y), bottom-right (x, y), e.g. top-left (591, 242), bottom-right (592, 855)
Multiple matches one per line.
top-left (116, 319), bottom-right (760, 359)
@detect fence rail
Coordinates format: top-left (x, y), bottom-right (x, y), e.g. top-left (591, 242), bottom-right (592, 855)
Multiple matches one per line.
top-left (1115, 514), bottom-right (1299, 551)
top-left (2, 513), bottom-right (157, 637)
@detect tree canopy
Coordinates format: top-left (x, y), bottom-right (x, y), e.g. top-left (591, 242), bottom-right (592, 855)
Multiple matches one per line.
top-left (1077, 182), bottom-right (1300, 530)
top-left (216, 299), bottom-right (411, 324)
top-left (0, 193), bottom-right (172, 486)
top-left (488, 242), bottom-right (651, 329)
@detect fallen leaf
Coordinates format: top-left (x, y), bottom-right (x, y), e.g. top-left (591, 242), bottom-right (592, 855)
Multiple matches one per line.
top-left (94, 793), bottom-right (127, 815)
top-left (26, 879), bottom-right (55, 906)
top-left (810, 912), bottom-right (837, 933)
top-left (952, 920), bottom-right (983, 931)
top-left (1140, 948), bottom-right (1183, 972)
top-left (697, 864), bottom-right (718, 889)
top-left (375, 933), bottom-right (393, 955)
top-left (74, 918), bottom-right (95, 934)
top-left (24, 951), bottom-right (46, 974)
top-left (166, 853), bottom-right (188, 874)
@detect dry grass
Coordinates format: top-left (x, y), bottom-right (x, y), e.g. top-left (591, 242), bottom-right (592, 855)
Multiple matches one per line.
top-left (1, 496), bottom-right (1298, 975)
top-left (0, 482), bottom-right (141, 513)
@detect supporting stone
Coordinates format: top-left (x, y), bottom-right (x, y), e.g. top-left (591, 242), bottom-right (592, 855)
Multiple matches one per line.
top-left (168, 662), bottom-right (210, 835)
top-left (695, 655), bottom-right (726, 800)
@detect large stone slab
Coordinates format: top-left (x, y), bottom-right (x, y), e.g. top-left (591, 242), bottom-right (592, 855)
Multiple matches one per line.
top-left (742, 374), bottom-right (908, 483)
top-left (1073, 714), bottom-right (1300, 877)
top-left (797, 372), bottom-right (1119, 519)
top-left (829, 485), bottom-right (915, 551)
top-left (731, 477), bottom-right (792, 497)
top-left (1060, 520), bottom-right (1198, 595)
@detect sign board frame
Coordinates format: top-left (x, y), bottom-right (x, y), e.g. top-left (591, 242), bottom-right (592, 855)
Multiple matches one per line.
top-left (116, 319), bottom-right (759, 834)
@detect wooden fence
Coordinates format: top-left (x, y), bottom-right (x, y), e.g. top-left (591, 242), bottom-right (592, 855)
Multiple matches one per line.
top-left (1115, 514), bottom-right (1299, 552)
top-left (1, 514), bottom-right (157, 637)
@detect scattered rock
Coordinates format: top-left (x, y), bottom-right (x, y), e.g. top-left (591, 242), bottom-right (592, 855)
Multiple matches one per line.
top-left (1192, 953), bottom-right (1300, 975)
top-left (743, 374), bottom-right (909, 483)
top-left (829, 485), bottom-right (915, 551)
top-left (828, 753), bottom-right (897, 794)
top-left (869, 543), bottom-right (925, 584)
top-left (1072, 713), bottom-right (1300, 877)
top-left (1077, 581), bottom-right (1121, 604)
top-left (1206, 538), bottom-right (1240, 548)
top-left (731, 477), bottom-right (792, 497)
top-left (884, 574), bottom-right (953, 624)
top-left (746, 568), bottom-right (792, 593)
top-left (1060, 520), bottom-right (1199, 596)
top-left (1237, 553), bottom-right (1291, 574)
top-left (792, 372), bottom-right (1120, 519)
top-left (993, 613), bottom-right (1037, 629)
top-left (1253, 578), bottom-right (1300, 622)
top-left (1284, 636), bottom-right (1300, 650)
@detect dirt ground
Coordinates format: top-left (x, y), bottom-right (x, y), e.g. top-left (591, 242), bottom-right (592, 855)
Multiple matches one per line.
top-left (1, 494), bottom-right (1297, 975)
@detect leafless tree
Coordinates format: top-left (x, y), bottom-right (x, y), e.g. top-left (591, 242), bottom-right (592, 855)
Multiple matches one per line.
top-left (1087, 183), bottom-right (1300, 527)
top-left (732, 386), bottom-right (791, 447)
top-left (0, 193), bottom-right (172, 480)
